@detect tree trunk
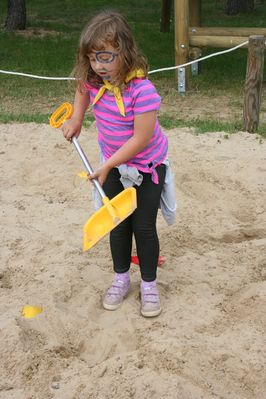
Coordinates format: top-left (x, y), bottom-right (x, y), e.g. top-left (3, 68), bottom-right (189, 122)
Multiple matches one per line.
top-left (160, 0), bottom-right (172, 32)
top-left (226, 0), bottom-right (254, 15)
top-left (5, 0), bottom-right (26, 30)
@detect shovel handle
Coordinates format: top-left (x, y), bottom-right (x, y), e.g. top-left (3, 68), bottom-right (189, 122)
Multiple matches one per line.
top-left (71, 137), bottom-right (106, 199)
top-left (50, 102), bottom-right (106, 200)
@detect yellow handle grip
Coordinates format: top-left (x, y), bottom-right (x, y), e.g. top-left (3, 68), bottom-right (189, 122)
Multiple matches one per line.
top-left (49, 102), bottom-right (74, 128)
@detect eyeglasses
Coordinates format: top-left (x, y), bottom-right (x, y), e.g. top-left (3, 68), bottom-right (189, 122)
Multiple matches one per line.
top-left (92, 51), bottom-right (118, 64)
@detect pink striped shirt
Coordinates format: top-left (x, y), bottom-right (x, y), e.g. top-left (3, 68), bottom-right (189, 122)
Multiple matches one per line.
top-left (85, 78), bottom-right (168, 183)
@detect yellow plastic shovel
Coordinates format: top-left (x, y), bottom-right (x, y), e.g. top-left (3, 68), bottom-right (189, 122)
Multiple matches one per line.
top-left (50, 103), bottom-right (137, 251)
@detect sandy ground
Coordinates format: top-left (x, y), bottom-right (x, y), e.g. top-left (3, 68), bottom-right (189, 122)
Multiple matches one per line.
top-left (0, 122), bottom-right (266, 399)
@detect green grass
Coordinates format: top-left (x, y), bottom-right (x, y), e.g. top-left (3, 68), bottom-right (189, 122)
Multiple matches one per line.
top-left (0, 113), bottom-right (50, 124)
top-left (159, 114), bottom-right (266, 137)
top-left (0, 0), bottom-right (266, 135)
top-left (0, 111), bottom-right (96, 124)
top-left (202, 0), bottom-right (266, 27)
top-left (159, 114), bottom-right (241, 131)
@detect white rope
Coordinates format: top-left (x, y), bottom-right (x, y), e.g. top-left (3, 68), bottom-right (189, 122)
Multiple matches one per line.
top-left (0, 69), bottom-right (75, 80)
top-left (148, 40), bottom-right (248, 74)
top-left (0, 40), bottom-right (249, 80)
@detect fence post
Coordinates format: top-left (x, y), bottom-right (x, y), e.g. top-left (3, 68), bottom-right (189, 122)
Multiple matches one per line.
top-left (189, 0), bottom-right (201, 76)
top-left (174, 0), bottom-right (190, 93)
top-left (243, 35), bottom-right (265, 133)
top-left (189, 0), bottom-right (201, 27)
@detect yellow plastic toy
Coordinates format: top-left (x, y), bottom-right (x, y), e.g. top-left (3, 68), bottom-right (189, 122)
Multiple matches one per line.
top-left (22, 305), bottom-right (43, 319)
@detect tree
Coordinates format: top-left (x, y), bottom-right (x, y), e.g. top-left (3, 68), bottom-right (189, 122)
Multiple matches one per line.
top-left (225, 0), bottom-right (254, 15)
top-left (5, 0), bottom-right (26, 30)
top-left (160, 0), bottom-right (172, 32)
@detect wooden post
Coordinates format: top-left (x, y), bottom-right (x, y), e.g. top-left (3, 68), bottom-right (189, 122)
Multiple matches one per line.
top-left (160, 0), bottom-right (172, 32)
top-left (189, 0), bottom-right (201, 75)
top-left (243, 35), bottom-right (265, 133)
top-left (189, 27), bottom-right (266, 37)
top-left (189, 0), bottom-right (201, 27)
top-left (174, 0), bottom-right (190, 92)
top-left (190, 35), bottom-right (249, 48)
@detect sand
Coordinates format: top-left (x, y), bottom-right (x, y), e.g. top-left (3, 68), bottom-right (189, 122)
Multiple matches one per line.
top-left (0, 122), bottom-right (265, 399)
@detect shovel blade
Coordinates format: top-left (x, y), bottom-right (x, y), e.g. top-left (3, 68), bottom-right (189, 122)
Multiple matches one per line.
top-left (83, 187), bottom-right (137, 251)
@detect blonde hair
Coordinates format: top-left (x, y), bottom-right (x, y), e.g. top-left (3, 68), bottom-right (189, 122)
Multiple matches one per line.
top-left (73, 11), bottom-right (148, 91)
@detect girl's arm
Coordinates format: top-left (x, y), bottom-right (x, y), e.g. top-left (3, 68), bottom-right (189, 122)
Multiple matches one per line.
top-left (89, 110), bottom-right (156, 185)
top-left (62, 89), bottom-right (90, 141)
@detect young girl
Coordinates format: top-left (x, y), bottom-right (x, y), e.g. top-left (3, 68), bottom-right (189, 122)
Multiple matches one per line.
top-left (62, 10), bottom-right (173, 317)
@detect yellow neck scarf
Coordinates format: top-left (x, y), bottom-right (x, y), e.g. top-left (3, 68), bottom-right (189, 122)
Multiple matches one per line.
top-left (91, 69), bottom-right (145, 116)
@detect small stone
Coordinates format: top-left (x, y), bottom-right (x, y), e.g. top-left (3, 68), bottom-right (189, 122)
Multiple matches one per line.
top-left (51, 382), bottom-right (60, 389)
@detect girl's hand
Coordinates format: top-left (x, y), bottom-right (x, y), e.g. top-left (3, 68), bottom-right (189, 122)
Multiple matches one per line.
top-left (88, 163), bottom-right (112, 186)
top-left (61, 117), bottom-right (82, 141)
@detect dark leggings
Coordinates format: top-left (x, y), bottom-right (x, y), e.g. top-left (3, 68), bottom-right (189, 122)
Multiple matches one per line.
top-left (103, 164), bottom-right (166, 282)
